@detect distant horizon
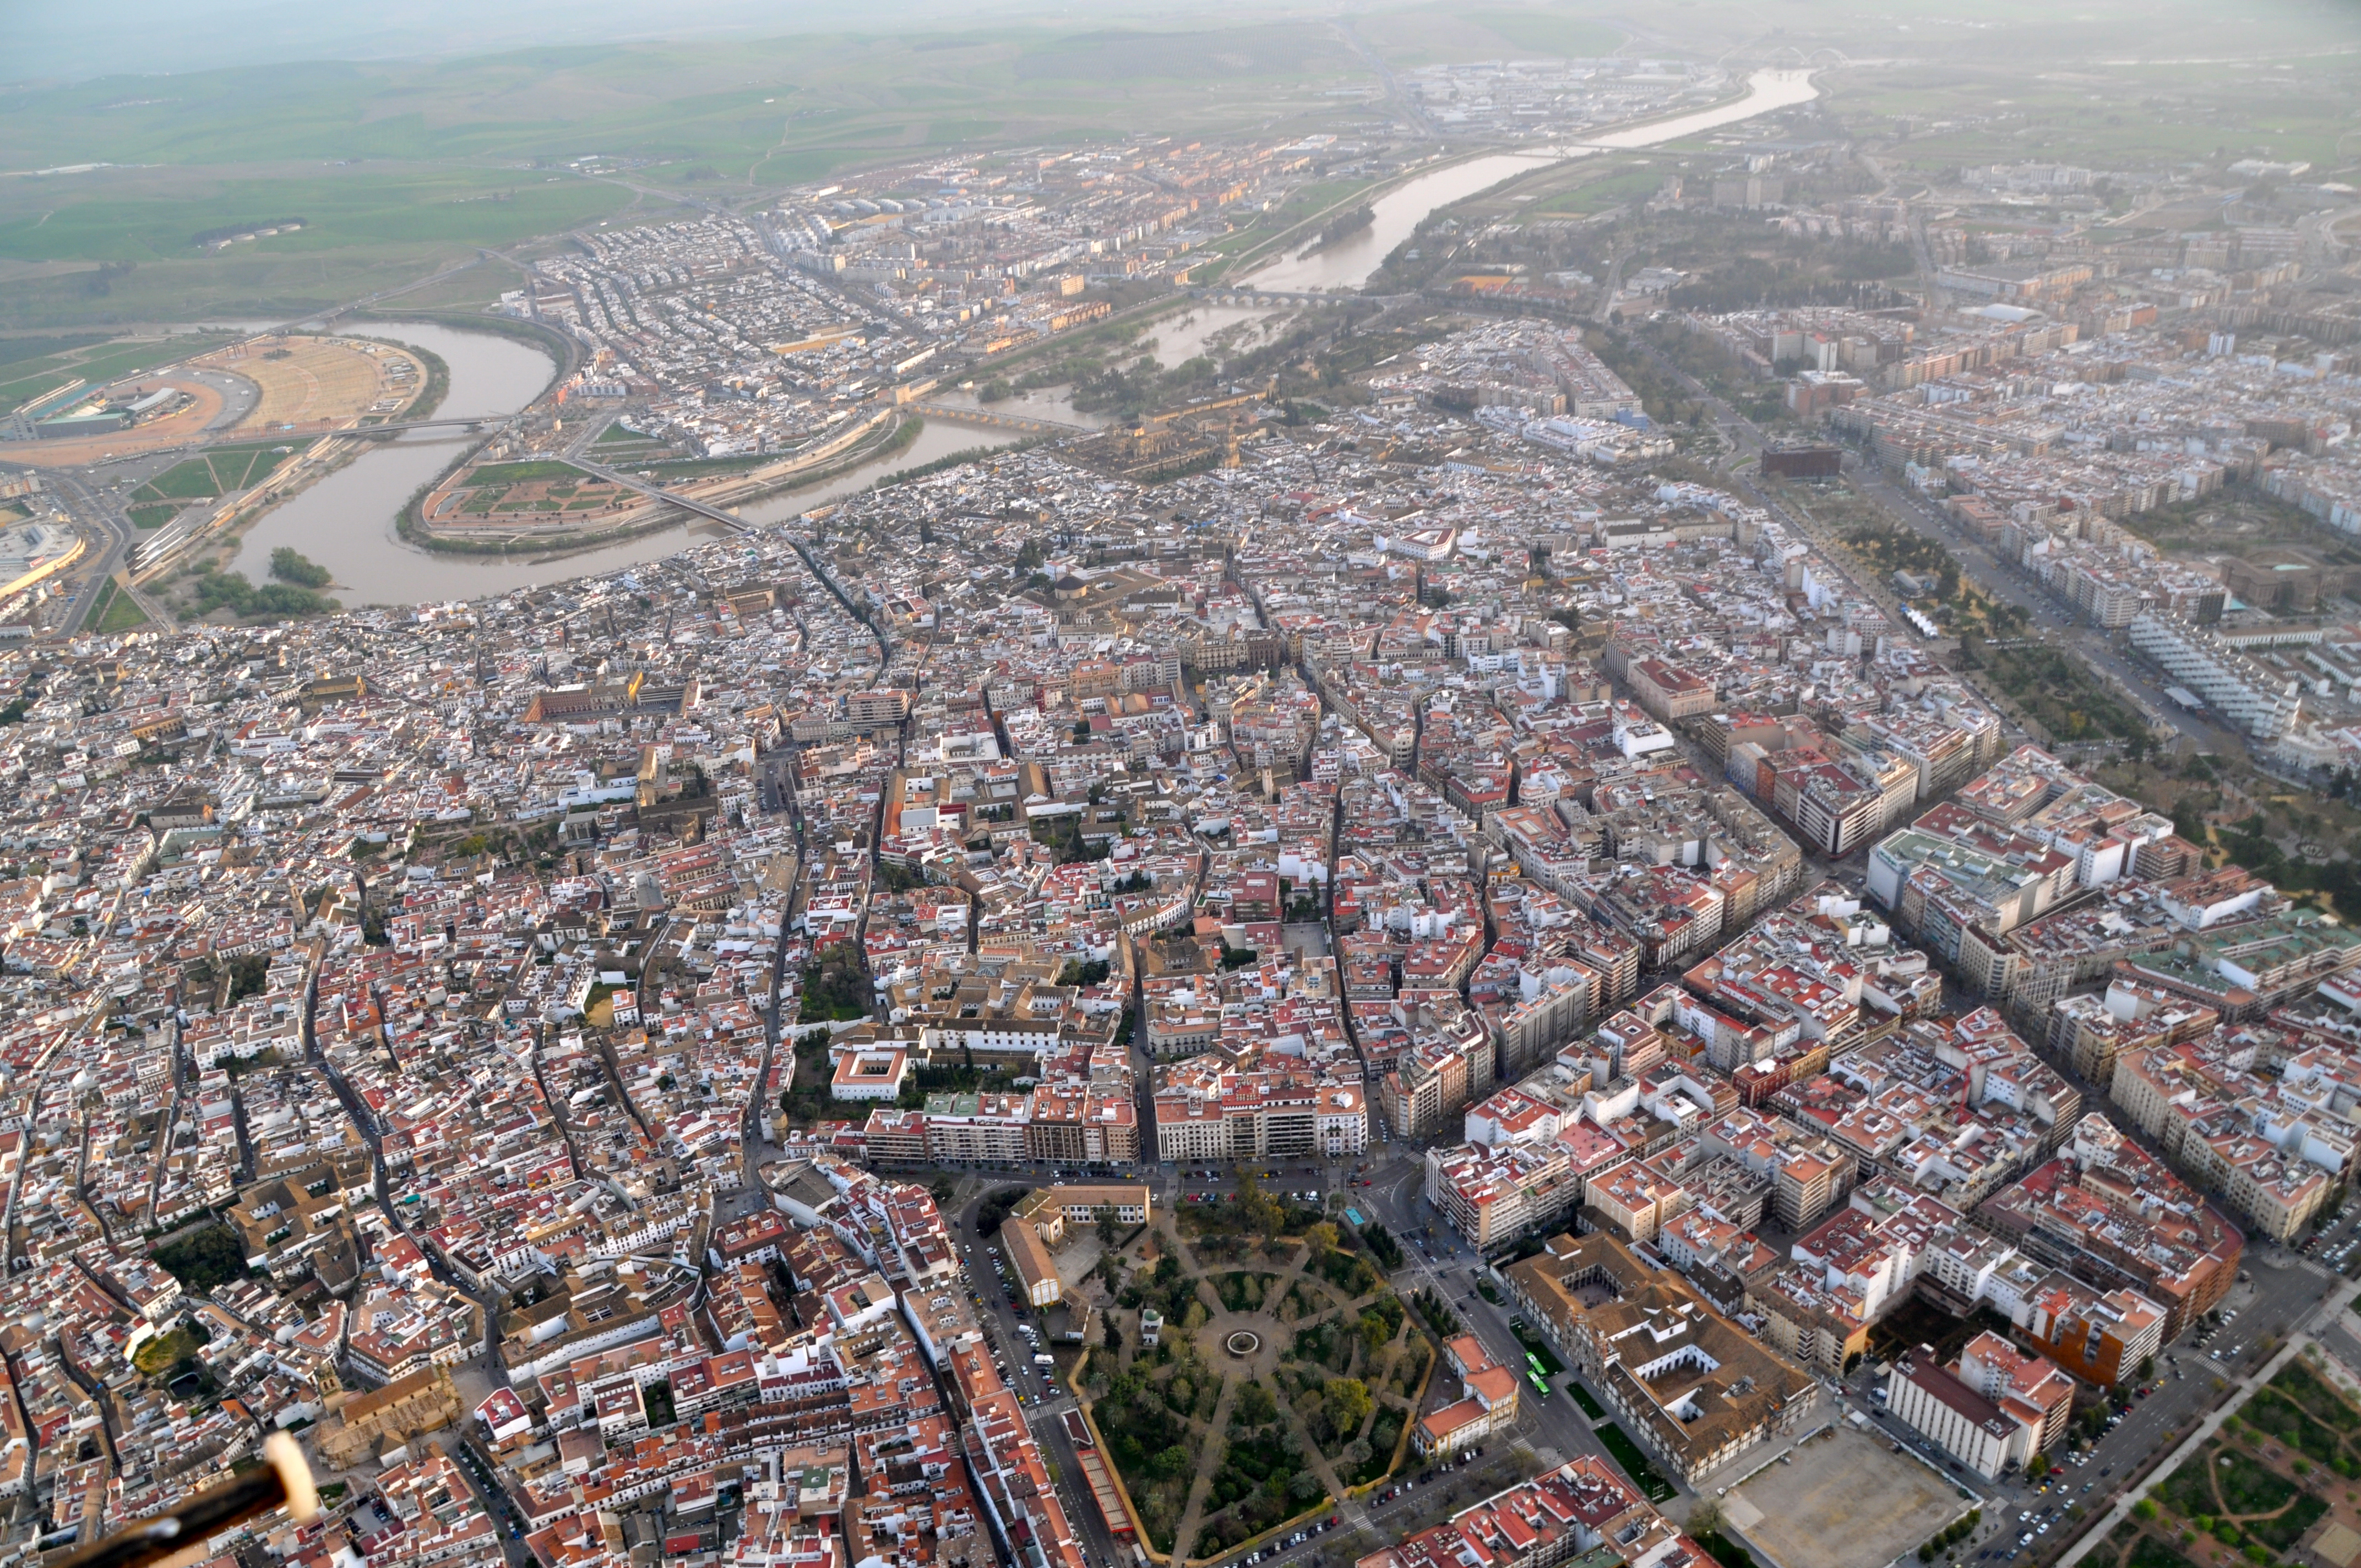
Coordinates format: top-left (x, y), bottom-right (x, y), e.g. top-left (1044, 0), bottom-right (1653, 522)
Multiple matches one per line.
top-left (15, 0), bottom-right (2359, 86)
top-left (7, 0), bottom-right (1049, 84)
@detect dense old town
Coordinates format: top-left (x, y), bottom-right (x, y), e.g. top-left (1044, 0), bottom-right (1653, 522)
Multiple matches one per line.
top-left (9, 34), bottom-right (2361, 1568)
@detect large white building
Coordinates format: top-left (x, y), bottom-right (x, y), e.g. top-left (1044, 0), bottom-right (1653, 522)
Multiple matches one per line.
top-left (2129, 612), bottom-right (2301, 738)
top-left (1883, 1334), bottom-right (2071, 1480)
top-left (1152, 1057), bottom-right (1367, 1162)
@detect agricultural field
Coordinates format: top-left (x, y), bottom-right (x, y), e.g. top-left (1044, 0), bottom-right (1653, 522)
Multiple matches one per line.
top-left (0, 14), bottom-right (1392, 330)
top-left (0, 333), bottom-right (227, 415)
top-left (1823, 53), bottom-right (2361, 177)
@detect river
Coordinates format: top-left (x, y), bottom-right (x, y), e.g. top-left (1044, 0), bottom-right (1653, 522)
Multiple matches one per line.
top-left (1247, 68), bottom-right (1823, 294)
top-left (224, 322), bottom-right (1022, 606)
top-left (214, 72), bottom-right (1817, 605)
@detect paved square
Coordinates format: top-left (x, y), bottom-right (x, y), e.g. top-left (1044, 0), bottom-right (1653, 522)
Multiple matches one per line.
top-left (1727, 1428), bottom-right (1969, 1568)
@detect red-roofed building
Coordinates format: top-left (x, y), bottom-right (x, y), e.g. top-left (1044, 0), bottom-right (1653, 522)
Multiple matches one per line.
top-left (1413, 1334), bottom-right (1521, 1457)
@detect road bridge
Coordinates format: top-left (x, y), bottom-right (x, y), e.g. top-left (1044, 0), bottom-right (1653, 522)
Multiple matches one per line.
top-left (910, 401), bottom-right (1089, 438)
top-left (193, 413), bottom-right (515, 446)
top-left (569, 458), bottom-right (753, 532)
top-left (1190, 287), bottom-right (1351, 307)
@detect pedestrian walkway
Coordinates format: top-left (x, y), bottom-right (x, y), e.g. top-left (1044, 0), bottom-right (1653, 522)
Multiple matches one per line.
top-left (2057, 1281), bottom-right (2359, 1568)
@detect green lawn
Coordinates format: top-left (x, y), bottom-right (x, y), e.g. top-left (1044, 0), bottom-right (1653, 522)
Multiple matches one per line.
top-left (0, 334), bottom-right (229, 412)
top-left (1532, 165), bottom-right (1665, 217)
top-left (206, 444), bottom-right (296, 489)
top-left (1595, 1422), bottom-right (1677, 1502)
top-left (643, 453), bottom-right (781, 478)
top-left (2126, 1539), bottom-right (2200, 1568)
top-left (132, 445), bottom-right (295, 503)
top-left (1508, 1320), bottom-right (1566, 1378)
top-left (87, 581), bottom-right (150, 635)
top-left (127, 503), bottom-right (182, 530)
top-left (134, 458), bottom-right (229, 502)
top-left (0, 171), bottom-right (634, 266)
top-left (0, 360), bottom-right (84, 414)
top-left (465, 460), bottom-right (580, 484)
top-left (2245, 1491), bottom-right (2329, 1552)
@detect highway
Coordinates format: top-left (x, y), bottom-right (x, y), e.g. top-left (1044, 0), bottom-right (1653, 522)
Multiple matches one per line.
top-left (41, 469), bottom-right (150, 635)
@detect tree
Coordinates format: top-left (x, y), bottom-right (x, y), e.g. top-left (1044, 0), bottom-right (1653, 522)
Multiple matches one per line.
top-left (1323, 1378), bottom-right (1373, 1442)
top-left (1234, 1169), bottom-right (1284, 1240)
top-left (269, 547), bottom-right (333, 589)
top-left (2027, 1453), bottom-right (2050, 1481)
top-left (1689, 1500), bottom-right (1726, 1540)
top-left (1304, 1222), bottom-right (1340, 1255)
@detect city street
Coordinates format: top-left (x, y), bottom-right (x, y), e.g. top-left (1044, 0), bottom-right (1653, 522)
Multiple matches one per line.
top-left (1611, 325), bottom-right (2244, 756)
top-left (1327, 1131), bottom-right (2354, 1568)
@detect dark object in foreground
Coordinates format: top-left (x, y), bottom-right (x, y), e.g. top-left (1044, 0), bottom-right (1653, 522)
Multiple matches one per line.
top-left (53, 1431), bottom-right (318, 1568)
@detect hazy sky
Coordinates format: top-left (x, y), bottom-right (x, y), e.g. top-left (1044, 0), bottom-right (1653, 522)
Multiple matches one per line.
top-left (10, 0), bottom-right (1005, 81)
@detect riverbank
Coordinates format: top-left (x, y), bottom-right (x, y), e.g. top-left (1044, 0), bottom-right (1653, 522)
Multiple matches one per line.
top-left (1244, 68), bottom-right (1816, 293)
top-left (859, 435), bottom-right (1042, 494)
top-left (397, 407), bottom-right (923, 557)
top-left (353, 307), bottom-right (581, 383)
top-left (373, 339), bottom-right (449, 424)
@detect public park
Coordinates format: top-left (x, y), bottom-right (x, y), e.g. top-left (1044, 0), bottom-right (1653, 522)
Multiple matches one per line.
top-left (1079, 1174), bottom-right (1435, 1562)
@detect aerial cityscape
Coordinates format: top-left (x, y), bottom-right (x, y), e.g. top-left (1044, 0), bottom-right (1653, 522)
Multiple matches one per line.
top-left (4, 9), bottom-right (2361, 1568)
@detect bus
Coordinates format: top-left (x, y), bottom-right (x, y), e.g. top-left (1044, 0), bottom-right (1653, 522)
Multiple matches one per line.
top-left (1528, 1369), bottom-right (1552, 1398)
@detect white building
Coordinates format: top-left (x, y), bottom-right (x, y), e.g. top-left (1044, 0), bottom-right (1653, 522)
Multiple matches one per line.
top-left (2129, 612), bottom-right (2300, 738)
top-left (1885, 1342), bottom-right (2038, 1480)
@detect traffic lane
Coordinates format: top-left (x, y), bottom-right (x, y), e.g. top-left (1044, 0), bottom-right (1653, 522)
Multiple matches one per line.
top-left (1223, 1462), bottom-right (1504, 1568)
top-left (1354, 1173), bottom-right (1618, 1471)
top-left (1769, 469), bottom-right (2231, 748)
top-left (953, 1208), bottom-right (1067, 1401)
top-left (1848, 471), bottom-right (2243, 748)
top-left (1859, 1277), bottom-right (2319, 1547)
top-left (1038, 1420), bottom-right (1130, 1568)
